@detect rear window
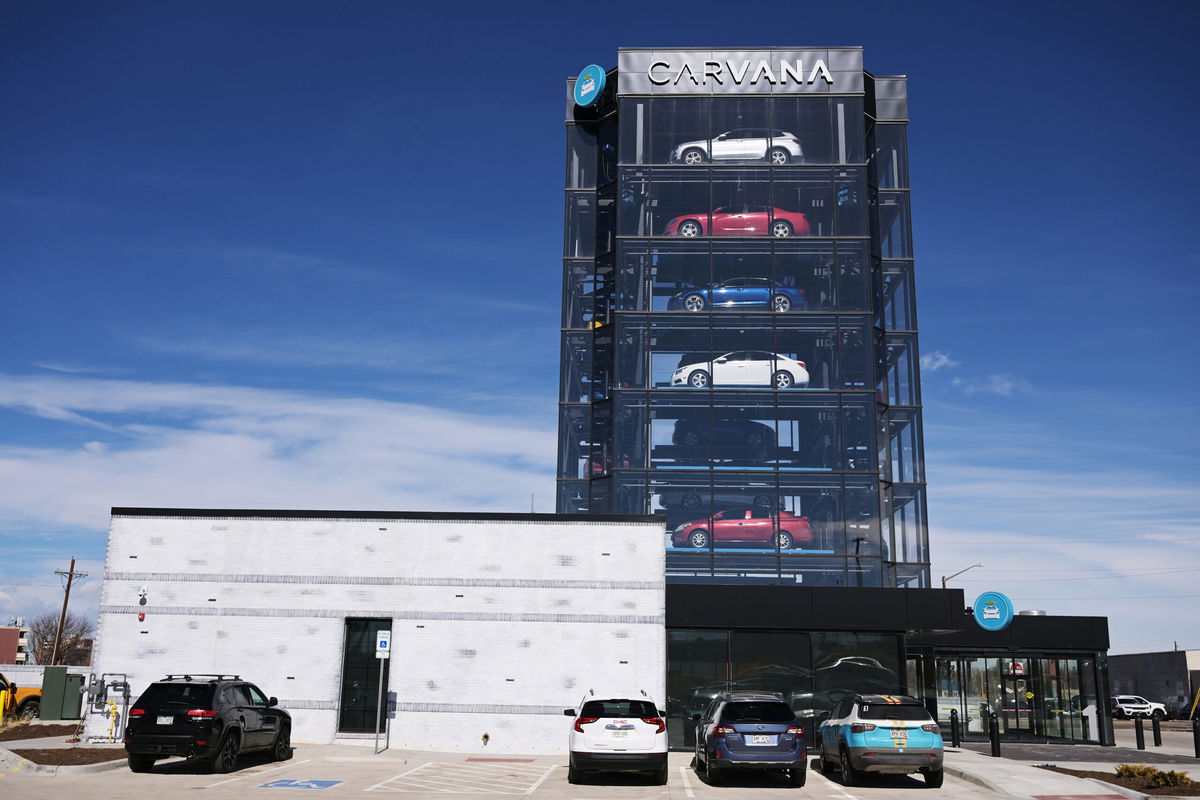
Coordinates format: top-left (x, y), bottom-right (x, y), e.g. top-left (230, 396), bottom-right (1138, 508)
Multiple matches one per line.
top-left (859, 703), bottom-right (931, 721)
top-left (720, 702), bottom-right (795, 724)
top-left (581, 699), bottom-right (657, 718)
top-left (136, 683), bottom-right (215, 708)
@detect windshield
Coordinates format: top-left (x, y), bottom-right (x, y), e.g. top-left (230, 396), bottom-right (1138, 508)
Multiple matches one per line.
top-left (136, 683), bottom-right (215, 708)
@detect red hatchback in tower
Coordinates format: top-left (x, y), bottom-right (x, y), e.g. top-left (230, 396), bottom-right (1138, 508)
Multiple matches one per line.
top-left (672, 507), bottom-right (813, 550)
top-left (663, 205), bottom-right (811, 238)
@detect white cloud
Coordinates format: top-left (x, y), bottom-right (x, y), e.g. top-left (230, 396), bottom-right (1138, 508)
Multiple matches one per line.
top-left (950, 373), bottom-right (1032, 395)
top-left (920, 351), bottom-right (959, 372)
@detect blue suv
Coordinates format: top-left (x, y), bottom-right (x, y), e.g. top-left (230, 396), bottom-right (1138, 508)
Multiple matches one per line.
top-left (693, 691), bottom-right (806, 786)
top-left (817, 694), bottom-right (943, 787)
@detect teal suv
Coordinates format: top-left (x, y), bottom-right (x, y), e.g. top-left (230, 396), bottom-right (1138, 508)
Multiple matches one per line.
top-left (817, 694), bottom-right (943, 788)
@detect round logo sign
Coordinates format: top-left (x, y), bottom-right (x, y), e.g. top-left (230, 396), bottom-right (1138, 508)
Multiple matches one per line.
top-left (972, 591), bottom-right (1015, 631)
top-left (574, 64), bottom-right (606, 108)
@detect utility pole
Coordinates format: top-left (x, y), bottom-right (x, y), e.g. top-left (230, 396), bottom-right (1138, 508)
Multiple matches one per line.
top-left (50, 557), bottom-right (88, 666)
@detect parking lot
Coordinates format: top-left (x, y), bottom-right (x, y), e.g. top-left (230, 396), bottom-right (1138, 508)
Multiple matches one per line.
top-left (3, 749), bottom-right (998, 800)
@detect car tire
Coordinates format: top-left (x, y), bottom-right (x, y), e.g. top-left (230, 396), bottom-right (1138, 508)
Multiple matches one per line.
top-left (819, 747), bottom-right (834, 774)
top-left (680, 493), bottom-right (702, 510)
top-left (840, 748), bottom-right (859, 787)
top-left (683, 293), bottom-right (707, 312)
top-left (567, 765), bottom-right (582, 784)
top-left (18, 700), bottom-right (39, 720)
top-left (771, 294), bottom-right (792, 312)
top-left (272, 723), bottom-right (292, 761)
top-left (688, 369), bottom-right (710, 388)
top-left (1152, 709), bottom-right (1164, 720)
top-left (777, 531), bottom-right (794, 550)
top-left (768, 147), bottom-right (790, 165)
top-left (680, 429), bottom-right (702, 447)
top-left (678, 220), bottom-right (703, 238)
top-left (654, 765), bottom-right (669, 785)
top-left (707, 757), bottom-right (722, 784)
top-left (790, 766), bottom-right (807, 787)
top-left (773, 370), bottom-right (794, 389)
top-left (127, 753), bottom-right (157, 773)
top-left (925, 768), bottom-right (944, 788)
top-left (683, 148), bottom-right (706, 165)
top-left (771, 220), bottom-right (794, 238)
top-left (210, 730), bottom-right (241, 774)
top-left (688, 529), bottom-right (709, 549)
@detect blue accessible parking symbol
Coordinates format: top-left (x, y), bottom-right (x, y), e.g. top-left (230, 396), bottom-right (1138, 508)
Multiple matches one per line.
top-left (260, 779), bottom-right (343, 790)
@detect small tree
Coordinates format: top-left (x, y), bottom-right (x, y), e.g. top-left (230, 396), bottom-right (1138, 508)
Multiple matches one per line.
top-left (28, 612), bottom-right (94, 666)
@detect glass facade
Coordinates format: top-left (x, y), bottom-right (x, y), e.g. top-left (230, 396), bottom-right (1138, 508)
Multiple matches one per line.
top-left (559, 52), bottom-right (929, 588)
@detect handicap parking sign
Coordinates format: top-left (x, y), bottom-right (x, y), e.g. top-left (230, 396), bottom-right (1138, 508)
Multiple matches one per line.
top-left (260, 779), bottom-right (343, 790)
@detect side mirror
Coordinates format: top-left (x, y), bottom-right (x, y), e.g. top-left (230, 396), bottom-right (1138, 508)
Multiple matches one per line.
top-left (7, 684), bottom-right (16, 692)
top-left (563, 709), bottom-right (575, 716)
top-left (691, 713), bottom-right (702, 722)
top-left (268, 697), bottom-right (278, 707)
top-left (715, 358), bottom-right (727, 364)
top-left (658, 709), bottom-right (667, 717)
top-left (818, 711), bottom-right (830, 722)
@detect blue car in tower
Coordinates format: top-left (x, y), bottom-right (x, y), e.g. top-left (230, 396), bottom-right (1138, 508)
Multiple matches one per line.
top-left (817, 693), bottom-right (944, 788)
top-left (667, 278), bottom-right (806, 313)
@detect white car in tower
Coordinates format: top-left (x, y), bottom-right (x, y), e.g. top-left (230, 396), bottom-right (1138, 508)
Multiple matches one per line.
top-left (564, 689), bottom-right (668, 785)
top-left (671, 129), bottom-right (805, 165)
top-left (671, 351), bottom-right (809, 389)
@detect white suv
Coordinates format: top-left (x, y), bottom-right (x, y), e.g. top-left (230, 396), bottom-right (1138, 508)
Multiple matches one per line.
top-left (564, 689), bottom-right (668, 785)
top-left (1112, 695), bottom-right (1167, 720)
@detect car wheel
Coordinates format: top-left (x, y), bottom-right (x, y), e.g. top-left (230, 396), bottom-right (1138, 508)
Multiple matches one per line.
top-left (683, 293), bottom-right (707, 312)
top-left (707, 756), bottom-right (722, 784)
top-left (272, 723), bottom-right (292, 761)
top-left (567, 765), bottom-right (582, 784)
top-left (925, 768), bottom-right (944, 788)
top-left (790, 766), bottom-right (807, 787)
top-left (680, 493), bottom-right (702, 510)
top-left (769, 147), bottom-right (790, 165)
top-left (819, 747), bottom-right (834, 774)
top-left (772, 294), bottom-right (792, 312)
top-left (840, 748), bottom-right (859, 787)
top-left (688, 369), bottom-right (710, 388)
top-left (681, 429), bottom-right (702, 447)
top-left (773, 370), bottom-right (794, 389)
top-left (127, 754), bottom-right (157, 773)
top-left (745, 429), bottom-right (765, 447)
top-left (771, 220), bottom-right (794, 238)
top-left (683, 148), bottom-right (706, 165)
top-left (654, 765), bottom-right (669, 785)
top-left (679, 220), bottom-right (702, 238)
top-left (210, 731), bottom-right (241, 774)
top-left (777, 531), bottom-right (794, 550)
top-left (688, 529), bottom-right (709, 549)
top-left (1152, 709), bottom-right (1164, 720)
top-left (17, 700), bottom-right (39, 720)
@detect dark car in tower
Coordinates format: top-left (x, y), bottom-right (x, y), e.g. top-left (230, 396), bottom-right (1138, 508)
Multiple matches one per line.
top-left (671, 507), bottom-right (813, 550)
top-left (672, 417), bottom-right (776, 449)
top-left (666, 278), bottom-right (806, 313)
top-left (124, 674), bottom-right (291, 773)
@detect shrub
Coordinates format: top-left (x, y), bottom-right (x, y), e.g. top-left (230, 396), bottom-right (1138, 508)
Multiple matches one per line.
top-left (1115, 764), bottom-right (1158, 778)
top-left (1151, 770), bottom-right (1195, 788)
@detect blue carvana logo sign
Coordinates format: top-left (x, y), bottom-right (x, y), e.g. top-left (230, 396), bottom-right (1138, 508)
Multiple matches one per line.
top-left (574, 64), bottom-right (606, 107)
top-left (972, 591), bottom-right (1015, 631)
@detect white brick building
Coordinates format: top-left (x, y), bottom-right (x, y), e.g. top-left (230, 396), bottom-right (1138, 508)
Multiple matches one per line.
top-left (88, 509), bottom-right (666, 753)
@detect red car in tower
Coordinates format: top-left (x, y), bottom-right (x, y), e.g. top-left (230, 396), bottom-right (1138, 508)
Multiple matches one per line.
top-left (672, 507), bottom-right (813, 550)
top-left (663, 205), bottom-right (811, 238)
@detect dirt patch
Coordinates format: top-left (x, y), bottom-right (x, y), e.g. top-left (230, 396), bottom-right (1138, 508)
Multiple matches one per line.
top-left (1038, 765), bottom-right (1200, 796)
top-left (9, 747), bottom-right (127, 766)
top-left (0, 723), bottom-right (80, 743)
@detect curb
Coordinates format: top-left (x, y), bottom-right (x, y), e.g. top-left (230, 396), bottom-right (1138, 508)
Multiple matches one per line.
top-left (0, 745), bottom-right (128, 776)
top-left (1084, 777), bottom-right (1194, 800)
top-left (943, 762), bottom-right (1010, 795)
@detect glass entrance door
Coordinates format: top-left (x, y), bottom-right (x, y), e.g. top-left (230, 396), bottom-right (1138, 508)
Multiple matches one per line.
top-left (998, 658), bottom-right (1033, 736)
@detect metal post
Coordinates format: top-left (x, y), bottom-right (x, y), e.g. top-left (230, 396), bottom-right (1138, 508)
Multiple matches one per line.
top-left (1134, 716), bottom-right (1145, 750)
top-left (1152, 715), bottom-right (1162, 747)
top-left (949, 709), bottom-right (961, 748)
top-left (1191, 716), bottom-right (1200, 759)
top-left (989, 711), bottom-right (1002, 757)
top-left (374, 657), bottom-right (386, 754)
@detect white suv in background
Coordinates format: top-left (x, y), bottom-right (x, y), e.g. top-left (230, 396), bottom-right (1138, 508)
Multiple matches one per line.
top-left (1112, 695), bottom-right (1167, 719)
top-left (564, 689), bottom-right (668, 785)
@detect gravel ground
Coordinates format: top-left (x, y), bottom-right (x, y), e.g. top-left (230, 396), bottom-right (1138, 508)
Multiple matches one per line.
top-left (0, 723), bottom-right (80, 742)
top-left (9, 747), bottom-right (127, 766)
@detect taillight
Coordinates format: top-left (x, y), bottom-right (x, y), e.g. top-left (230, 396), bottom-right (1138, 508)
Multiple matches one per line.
top-left (128, 708), bottom-right (145, 717)
top-left (573, 717), bottom-right (598, 733)
top-left (922, 724), bottom-right (941, 734)
top-left (850, 723), bottom-right (876, 733)
top-left (187, 709), bottom-right (217, 718)
top-left (786, 726), bottom-right (804, 736)
top-left (714, 725), bottom-right (736, 738)
top-left (642, 717), bottom-right (666, 734)
top-left (797, 361), bottom-right (806, 369)
top-left (791, 139), bottom-right (801, 145)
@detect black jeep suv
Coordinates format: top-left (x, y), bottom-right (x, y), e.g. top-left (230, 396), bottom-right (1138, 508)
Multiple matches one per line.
top-left (124, 674), bottom-right (291, 773)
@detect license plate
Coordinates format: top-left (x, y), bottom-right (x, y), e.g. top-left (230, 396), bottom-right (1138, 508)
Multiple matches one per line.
top-left (748, 734), bottom-right (775, 745)
top-left (610, 730), bottom-right (628, 739)
top-left (891, 729), bottom-right (907, 738)
top-left (157, 715), bottom-right (173, 725)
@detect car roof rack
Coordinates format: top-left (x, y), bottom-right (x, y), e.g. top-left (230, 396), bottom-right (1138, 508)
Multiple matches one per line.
top-left (162, 674), bottom-right (241, 681)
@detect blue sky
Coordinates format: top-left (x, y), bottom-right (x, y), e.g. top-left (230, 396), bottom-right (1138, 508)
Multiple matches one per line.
top-left (1, 1), bottom-right (1197, 656)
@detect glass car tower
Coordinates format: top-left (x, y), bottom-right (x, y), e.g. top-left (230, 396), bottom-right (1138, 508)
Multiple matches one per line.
top-left (559, 48), bottom-right (928, 589)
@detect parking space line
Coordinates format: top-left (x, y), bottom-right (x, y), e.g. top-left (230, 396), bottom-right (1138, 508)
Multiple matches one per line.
top-left (522, 765), bottom-right (555, 796)
top-left (206, 758), bottom-right (312, 788)
top-left (812, 767), bottom-right (858, 800)
top-left (678, 765), bottom-right (695, 798)
top-left (365, 762), bottom-right (433, 792)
